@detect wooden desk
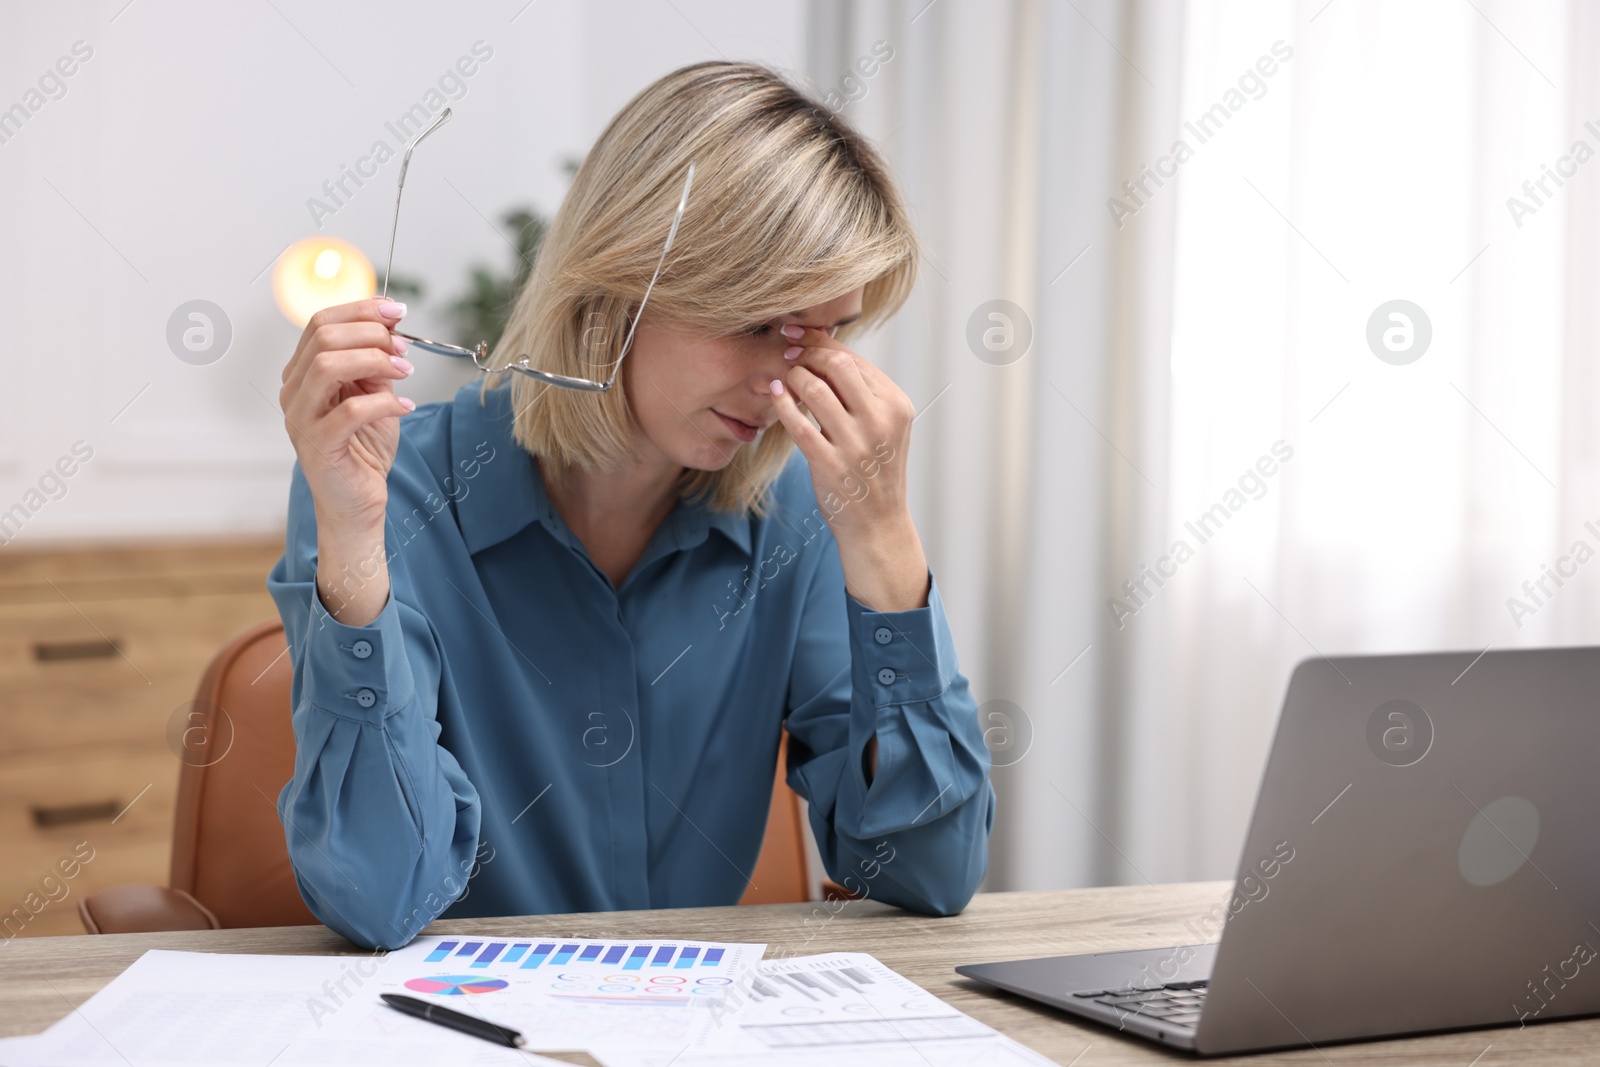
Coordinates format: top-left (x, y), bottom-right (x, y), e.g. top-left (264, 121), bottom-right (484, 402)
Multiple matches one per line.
top-left (3, 883), bottom-right (1596, 1064)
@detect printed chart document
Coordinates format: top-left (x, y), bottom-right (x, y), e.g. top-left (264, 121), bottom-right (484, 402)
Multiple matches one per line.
top-left (0, 934), bottom-right (764, 1067)
top-left (594, 952), bottom-right (1062, 1067)
top-left (317, 934), bottom-right (767, 1052)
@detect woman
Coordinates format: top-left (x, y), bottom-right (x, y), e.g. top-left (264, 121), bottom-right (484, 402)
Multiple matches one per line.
top-left (269, 60), bottom-right (993, 951)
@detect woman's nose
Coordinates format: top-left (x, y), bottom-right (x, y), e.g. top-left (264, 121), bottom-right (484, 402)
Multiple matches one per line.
top-left (759, 334), bottom-right (794, 365)
top-left (750, 345), bottom-right (789, 394)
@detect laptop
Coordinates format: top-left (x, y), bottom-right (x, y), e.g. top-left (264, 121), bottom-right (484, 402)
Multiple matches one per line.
top-left (957, 646), bottom-right (1600, 1055)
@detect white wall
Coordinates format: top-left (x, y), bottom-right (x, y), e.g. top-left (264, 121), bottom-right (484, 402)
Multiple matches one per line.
top-left (0, 0), bottom-right (805, 543)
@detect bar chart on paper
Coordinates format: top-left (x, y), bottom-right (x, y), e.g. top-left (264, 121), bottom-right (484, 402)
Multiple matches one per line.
top-left (340, 935), bottom-right (767, 1053)
top-left (409, 937), bottom-right (753, 1005)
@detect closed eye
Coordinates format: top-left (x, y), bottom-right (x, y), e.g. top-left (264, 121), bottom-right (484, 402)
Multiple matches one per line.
top-left (743, 322), bottom-right (774, 338)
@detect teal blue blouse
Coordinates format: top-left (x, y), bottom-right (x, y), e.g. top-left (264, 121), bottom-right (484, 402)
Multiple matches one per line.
top-left (267, 379), bottom-right (994, 949)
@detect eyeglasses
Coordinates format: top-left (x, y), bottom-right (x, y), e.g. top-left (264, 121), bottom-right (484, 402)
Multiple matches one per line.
top-left (380, 107), bottom-right (695, 393)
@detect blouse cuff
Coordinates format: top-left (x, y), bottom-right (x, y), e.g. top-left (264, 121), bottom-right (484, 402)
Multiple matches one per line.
top-left (296, 582), bottom-right (416, 725)
top-left (845, 568), bottom-right (959, 707)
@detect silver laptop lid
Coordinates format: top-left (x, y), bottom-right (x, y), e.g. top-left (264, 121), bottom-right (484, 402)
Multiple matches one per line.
top-left (1197, 645), bottom-right (1600, 1055)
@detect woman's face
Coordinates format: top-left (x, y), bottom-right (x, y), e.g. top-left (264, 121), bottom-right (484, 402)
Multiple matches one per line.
top-left (622, 287), bottom-right (865, 472)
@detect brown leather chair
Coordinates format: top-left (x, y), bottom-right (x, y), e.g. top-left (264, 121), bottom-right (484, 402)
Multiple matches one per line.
top-left (80, 620), bottom-right (816, 935)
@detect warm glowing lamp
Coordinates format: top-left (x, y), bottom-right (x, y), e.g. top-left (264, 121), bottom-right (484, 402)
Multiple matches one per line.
top-left (272, 236), bottom-right (376, 326)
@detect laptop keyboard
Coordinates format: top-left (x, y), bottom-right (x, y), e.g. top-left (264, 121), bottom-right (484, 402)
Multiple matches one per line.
top-left (1075, 979), bottom-right (1208, 1029)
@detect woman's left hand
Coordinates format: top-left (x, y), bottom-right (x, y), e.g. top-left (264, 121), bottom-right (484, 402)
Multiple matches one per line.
top-left (768, 324), bottom-right (931, 612)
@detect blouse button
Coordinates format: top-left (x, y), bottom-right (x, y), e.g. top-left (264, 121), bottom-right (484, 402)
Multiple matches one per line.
top-left (351, 640), bottom-right (373, 659)
top-left (873, 626), bottom-right (893, 645)
top-left (876, 668), bottom-right (897, 686)
top-left (355, 688), bottom-right (377, 708)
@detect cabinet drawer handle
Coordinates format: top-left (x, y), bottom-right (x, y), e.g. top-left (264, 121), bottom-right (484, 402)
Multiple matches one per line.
top-left (33, 638), bottom-right (122, 662)
top-left (31, 799), bottom-right (123, 828)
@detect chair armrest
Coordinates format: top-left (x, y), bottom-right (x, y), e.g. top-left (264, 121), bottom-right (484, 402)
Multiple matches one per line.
top-left (78, 883), bottom-right (221, 934)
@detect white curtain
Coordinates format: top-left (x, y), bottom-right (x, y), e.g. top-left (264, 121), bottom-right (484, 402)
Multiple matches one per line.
top-left (1148, 0), bottom-right (1600, 880)
top-left (805, 0), bottom-right (1187, 889)
top-left (807, 0), bottom-right (1600, 891)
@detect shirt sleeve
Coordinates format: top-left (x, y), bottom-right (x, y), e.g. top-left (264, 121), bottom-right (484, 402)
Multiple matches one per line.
top-left (782, 533), bottom-right (995, 915)
top-left (266, 461), bottom-right (482, 950)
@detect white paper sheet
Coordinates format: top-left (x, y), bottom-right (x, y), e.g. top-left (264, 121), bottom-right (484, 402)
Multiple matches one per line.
top-left (2, 951), bottom-right (375, 1067)
top-left (591, 952), bottom-right (1063, 1067)
top-left (0, 1036), bottom-right (45, 1067)
top-left (0, 933), bottom-right (764, 1066)
top-left (597, 1037), bottom-right (1065, 1067)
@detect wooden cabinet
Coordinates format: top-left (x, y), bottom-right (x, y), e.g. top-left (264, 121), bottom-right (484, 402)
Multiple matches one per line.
top-left (0, 539), bottom-right (285, 938)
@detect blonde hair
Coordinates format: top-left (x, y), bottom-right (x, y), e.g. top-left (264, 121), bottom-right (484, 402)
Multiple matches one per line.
top-left (486, 60), bottom-right (918, 517)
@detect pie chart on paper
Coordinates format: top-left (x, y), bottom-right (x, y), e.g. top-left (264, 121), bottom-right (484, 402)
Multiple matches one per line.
top-left (404, 974), bottom-right (509, 995)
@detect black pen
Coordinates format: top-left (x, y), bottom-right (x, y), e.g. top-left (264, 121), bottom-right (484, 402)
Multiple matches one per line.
top-left (379, 993), bottom-right (525, 1048)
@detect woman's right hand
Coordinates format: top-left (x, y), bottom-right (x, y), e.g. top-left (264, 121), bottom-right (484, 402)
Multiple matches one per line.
top-left (279, 297), bottom-right (415, 538)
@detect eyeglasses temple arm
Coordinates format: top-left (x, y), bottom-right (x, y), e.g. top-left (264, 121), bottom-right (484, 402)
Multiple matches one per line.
top-left (382, 107), bottom-right (454, 300)
top-left (607, 161), bottom-right (696, 383)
